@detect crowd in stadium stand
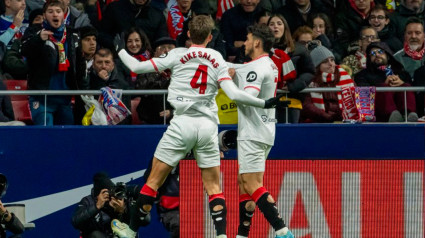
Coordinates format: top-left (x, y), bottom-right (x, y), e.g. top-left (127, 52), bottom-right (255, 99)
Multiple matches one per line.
top-left (0, 0), bottom-right (424, 126)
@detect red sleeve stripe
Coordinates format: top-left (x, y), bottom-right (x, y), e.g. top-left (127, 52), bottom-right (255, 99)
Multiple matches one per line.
top-left (218, 77), bottom-right (232, 82)
top-left (150, 59), bottom-right (159, 72)
top-left (10, 24), bottom-right (16, 29)
top-left (244, 85), bottom-right (260, 91)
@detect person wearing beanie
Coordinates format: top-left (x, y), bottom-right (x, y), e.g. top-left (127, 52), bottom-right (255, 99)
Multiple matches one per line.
top-left (301, 45), bottom-right (357, 123)
top-left (72, 172), bottom-right (148, 238)
top-left (355, 41), bottom-right (418, 122)
top-left (73, 25), bottom-right (98, 125)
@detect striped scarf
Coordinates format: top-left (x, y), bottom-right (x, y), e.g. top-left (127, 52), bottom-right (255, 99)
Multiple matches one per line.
top-left (130, 53), bottom-right (149, 82)
top-left (216, 0), bottom-right (234, 20)
top-left (310, 66), bottom-right (355, 111)
top-left (270, 48), bottom-right (297, 89)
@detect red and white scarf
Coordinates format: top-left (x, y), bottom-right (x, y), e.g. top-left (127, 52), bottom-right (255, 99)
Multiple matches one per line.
top-left (310, 65), bottom-right (356, 110)
top-left (270, 48), bottom-right (297, 89)
top-left (216, 0), bottom-right (234, 20)
top-left (167, 3), bottom-right (189, 40)
top-left (404, 42), bottom-right (425, 60)
top-left (49, 28), bottom-right (69, 72)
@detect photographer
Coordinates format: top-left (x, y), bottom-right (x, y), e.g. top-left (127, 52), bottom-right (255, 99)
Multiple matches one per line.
top-left (72, 172), bottom-right (146, 238)
top-left (0, 174), bottom-right (24, 238)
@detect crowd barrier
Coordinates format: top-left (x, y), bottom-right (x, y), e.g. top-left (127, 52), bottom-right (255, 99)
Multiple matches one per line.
top-left (0, 124), bottom-right (423, 237)
top-left (0, 86), bottom-right (424, 124)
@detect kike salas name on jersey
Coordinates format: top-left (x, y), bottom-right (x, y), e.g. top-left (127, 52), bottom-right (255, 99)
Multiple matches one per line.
top-left (179, 50), bottom-right (220, 68)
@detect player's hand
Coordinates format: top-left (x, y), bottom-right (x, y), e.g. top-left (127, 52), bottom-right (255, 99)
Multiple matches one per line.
top-left (113, 33), bottom-right (125, 53)
top-left (264, 94), bottom-right (289, 108)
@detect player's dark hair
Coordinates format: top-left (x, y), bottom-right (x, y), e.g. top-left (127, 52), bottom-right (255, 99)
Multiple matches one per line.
top-left (247, 24), bottom-right (275, 53)
top-left (188, 15), bottom-right (214, 44)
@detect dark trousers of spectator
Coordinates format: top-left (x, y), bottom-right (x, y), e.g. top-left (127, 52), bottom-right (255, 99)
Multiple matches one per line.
top-left (29, 96), bottom-right (74, 125)
top-left (375, 84), bottom-right (416, 122)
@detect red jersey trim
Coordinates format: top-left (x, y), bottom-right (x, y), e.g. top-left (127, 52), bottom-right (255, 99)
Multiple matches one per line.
top-left (190, 44), bottom-right (206, 48)
top-left (150, 59), bottom-right (159, 72)
top-left (244, 85), bottom-right (260, 91)
top-left (244, 54), bottom-right (269, 64)
top-left (218, 77), bottom-right (232, 82)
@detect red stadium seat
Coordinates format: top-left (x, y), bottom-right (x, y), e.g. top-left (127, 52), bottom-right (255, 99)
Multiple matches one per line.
top-left (131, 97), bottom-right (142, 125)
top-left (4, 79), bottom-right (32, 124)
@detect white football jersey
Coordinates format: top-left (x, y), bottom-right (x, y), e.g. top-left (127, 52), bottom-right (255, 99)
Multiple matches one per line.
top-left (230, 55), bottom-right (278, 145)
top-left (121, 45), bottom-right (231, 123)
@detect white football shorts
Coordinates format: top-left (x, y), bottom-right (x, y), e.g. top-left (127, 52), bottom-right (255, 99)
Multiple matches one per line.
top-left (238, 140), bottom-right (272, 174)
top-left (154, 115), bottom-right (220, 168)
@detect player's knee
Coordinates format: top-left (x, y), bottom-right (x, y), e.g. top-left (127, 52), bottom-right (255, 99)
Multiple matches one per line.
top-left (213, 204), bottom-right (223, 212)
top-left (142, 204), bottom-right (152, 212)
top-left (266, 194), bottom-right (275, 204)
top-left (245, 200), bottom-right (256, 212)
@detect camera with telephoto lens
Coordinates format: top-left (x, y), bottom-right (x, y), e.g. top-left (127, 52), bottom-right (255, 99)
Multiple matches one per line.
top-left (218, 130), bottom-right (237, 152)
top-left (110, 182), bottom-right (127, 200)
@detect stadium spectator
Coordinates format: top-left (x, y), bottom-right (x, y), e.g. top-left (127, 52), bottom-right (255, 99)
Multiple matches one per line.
top-left (301, 45), bottom-right (355, 123)
top-left (368, 4), bottom-right (402, 53)
top-left (390, 0), bottom-right (425, 41)
top-left (72, 172), bottom-right (148, 238)
top-left (0, 0), bottom-right (28, 48)
top-left (89, 48), bottom-right (131, 125)
top-left (21, 0), bottom-right (79, 125)
top-left (277, 0), bottom-right (330, 35)
top-left (255, 10), bottom-right (271, 26)
top-left (135, 37), bottom-right (175, 124)
top-left (99, 0), bottom-right (167, 50)
top-left (115, 27), bottom-right (152, 90)
top-left (220, 0), bottom-right (262, 61)
top-left (116, 15), bottom-right (282, 238)
top-left (0, 77), bottom-right (25, 125)
top-left (394, 17), bottom-right (425, 78)
top-left (307, 13), bottom-right (335, 54)
top-left (355, 41), bottom-right (417, 122)
top-left (413, 65), bottom-right (425, 118)
top-left (83, 0), bottom-right (113, 29)
top-left (334, 0), bottom-right (375, 58)
top-left (0, 173), bottom-right (24, 237)
top-left (229, 24), bottom-right (294, 238)
top-left (167, 0), bottom-right (193, 40)
top-left (1, 8), bottom-right (42, 80)
top-left (292, 25), bottom-right (315, 49)
top-left (74, 25), bottom-right (98, 125)
top-left (342, 26), bottom-right (379, 76)
top-left (268, 13), bottom-right (315, 123)
top-left (59, 0), bottom-right (91, 28)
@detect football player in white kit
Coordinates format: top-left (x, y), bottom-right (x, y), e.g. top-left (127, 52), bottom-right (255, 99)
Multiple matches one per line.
top-left (114, 15), bottom-right (282, 238)
top-left (229, 25), bottom-right (294, 238)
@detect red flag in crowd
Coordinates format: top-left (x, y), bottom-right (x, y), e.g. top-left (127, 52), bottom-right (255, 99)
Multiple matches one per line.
top-left (216, 0), bottom-right (234, 20)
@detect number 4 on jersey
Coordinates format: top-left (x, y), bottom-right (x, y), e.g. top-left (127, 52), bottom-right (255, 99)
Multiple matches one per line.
top-left (190, 65), bottom-right (208, 94)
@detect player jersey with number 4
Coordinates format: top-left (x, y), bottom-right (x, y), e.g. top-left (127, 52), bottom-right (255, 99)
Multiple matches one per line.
top-left (151, 45), bottom-right (231, 123)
